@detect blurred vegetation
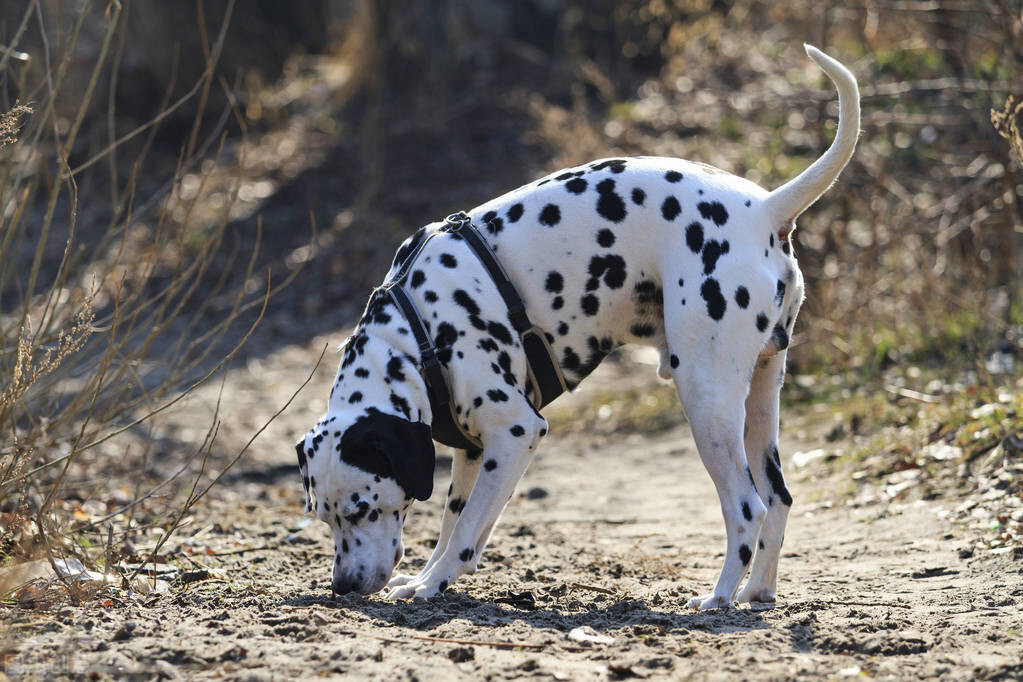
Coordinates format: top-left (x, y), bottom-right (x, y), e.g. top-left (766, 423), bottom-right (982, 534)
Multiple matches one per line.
top-left (1, 0), bottom-right (1022, 585)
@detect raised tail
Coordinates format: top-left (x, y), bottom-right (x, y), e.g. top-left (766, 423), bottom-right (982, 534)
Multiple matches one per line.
top-left (763, 45), bottom-right (860, 230)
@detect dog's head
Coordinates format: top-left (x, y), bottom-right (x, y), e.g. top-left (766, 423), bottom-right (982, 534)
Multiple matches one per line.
top-left (296, 410), bottom-right (435, 594)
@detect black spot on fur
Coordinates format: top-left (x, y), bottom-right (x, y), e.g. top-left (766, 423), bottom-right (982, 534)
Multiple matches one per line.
top-left (685, 222), bottom-right (704, 253)
top-left (587, 254), bottom-right (627, 289)
top-left (438, 580), bottom-right (448, 592)
top-left (387, 356), bottom-right (406, 382)
top-left (634, 279), bottom-right (658, 300)
top-left (596, 179), bottom-right (627, 222)
top-left (575, 336), bottom-right (614, 382)
top-left (557, 322), bottom-right (569, 335)
top-left (739, 544), bottom-right (752, 565)
top-left (735, 286), bottom-right (750, 309)
top-left (424, 290), bottom-right (438, 303)
top-left (539, 204), bottom-right (561, 226)
top-left (410, 270), bottom-right (425, 288)
top-left (700, 278), bottom-right (727, 321)
top-left (348, 391), bottom-right (363, 404)
top-left (661, 196), bottom-right (681, 221)
top-left (448, 498), bottom-right (464, 513)
top-left (597, 229), bottom-right (615, 247)
top-left (472, 397), bottom-right (483, 408)
top-left (453, 289), bottom-right (481, 315)
top-left (581, 294), bottom-right (600, 316)
top-left (552, 296), bottom-right (564, 310)
top-left (459, 548), bottom-right (474, 562)
top-left (355, 367), bottom-right (370, 378)
top-left (775, 280), bottom-right (786, 306)
top-left (771, 324), bottom-right (790, 350)
top-left (632, 187), bottom-right (646, 205)
top-left (487, 321), bottom-right (513, 345)
top-left (562, 347), bottom-right (581, 370)
top-left (566, 177), bottom-right (588, 194)
top-left (435, 323), bottom-right (458, 364)
top-left (484, 459), bottom-right (498, 471)
top-left (390, 393), bottom-right (411, 419)
top-left (742, 501), bottom-right (753, 522)
top-left (665, 170), bottom-right (683, 183)
top-left (483, 210), bottom-right (504, 235)
top-left (698, 200), bottom-right (728, 226)
top-left (510, 425), bottom-right (525, 437)
top-left (630, 322), bottom-right (656, 337)
top-left (486, 389), bottom-right (508, 402)
top-left (701, 239), bottom-right (730, 275)
top-left (756, 313), bottom-right (769, 332)
top-left (765, 449), bottom-right (792, 506)
top-left (545, 271), bottom-right (564, 293)
top-left (590, 159), bottom-right (627, 173)
top-left (507, 203), bottom-right (524, 222)
top-left (440, 253), bottom-right (458, 268)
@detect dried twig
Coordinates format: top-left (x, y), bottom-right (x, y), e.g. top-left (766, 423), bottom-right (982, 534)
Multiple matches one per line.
top-left (570, 582), bottom-right (617, 596)
top-left (370, 632), bottom-right (548, 651)
top-left (883, 385), bottom-right (944, 404)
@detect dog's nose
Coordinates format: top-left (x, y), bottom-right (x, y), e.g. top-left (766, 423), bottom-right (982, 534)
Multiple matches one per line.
top-left (332, 575), bottom-right (361, 595)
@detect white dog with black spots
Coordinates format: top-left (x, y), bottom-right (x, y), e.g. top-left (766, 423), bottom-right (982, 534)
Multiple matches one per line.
top-left (296, 45), bottom-right (859, 609)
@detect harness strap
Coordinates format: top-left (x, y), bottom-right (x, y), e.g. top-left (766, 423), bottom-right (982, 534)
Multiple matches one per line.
top-left (380, 212), bottom-right (568, 451)
top-left (386, 285), bottom-right (482, 450)
top-left (443, 212), bottom-right (568, 409)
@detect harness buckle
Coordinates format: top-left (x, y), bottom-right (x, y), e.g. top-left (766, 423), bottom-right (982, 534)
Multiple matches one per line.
top-left (444, 211), bottom-right (471, 232)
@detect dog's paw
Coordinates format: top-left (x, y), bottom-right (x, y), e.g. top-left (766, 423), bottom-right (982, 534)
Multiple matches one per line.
top-left (735, 584), bottom-right (776, 604)
top-left (383, 574), bottom-right (451, 600)
top-left (385, 573), bottom-right (416, 590)
top-left (687, 594), bottom-right (734, 611)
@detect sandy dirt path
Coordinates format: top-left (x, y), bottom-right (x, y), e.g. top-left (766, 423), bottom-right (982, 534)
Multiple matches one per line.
top-left (5, 339), bottom-right (1023, 680)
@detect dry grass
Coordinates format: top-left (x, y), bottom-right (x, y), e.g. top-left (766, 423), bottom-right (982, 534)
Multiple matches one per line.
top-left (0, 1), bottom-right (308, 603)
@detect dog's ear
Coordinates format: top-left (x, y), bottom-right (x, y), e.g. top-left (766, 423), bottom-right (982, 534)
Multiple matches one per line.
top-left (340, 413), bottom-right (436, 501)
top-left (371, 416), bottom-right (436, 501)
top-left (295, 441), bottom-right (312, 512)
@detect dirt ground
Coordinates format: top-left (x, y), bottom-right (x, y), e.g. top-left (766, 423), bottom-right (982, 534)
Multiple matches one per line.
top-left (4, 337), bottom-right (1023, 681)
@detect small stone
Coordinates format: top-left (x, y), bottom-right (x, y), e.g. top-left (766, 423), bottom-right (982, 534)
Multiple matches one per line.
top-left (525, 487), bottom-right (549, 500)
top-left (448, 646), bottom-right (475, 663)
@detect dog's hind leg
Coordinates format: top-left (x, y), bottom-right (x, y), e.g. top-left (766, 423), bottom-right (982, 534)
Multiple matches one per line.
top-left (386, 447), bottom-right (482, 590)
top-left (670, 357), bottom-right (766, 611)
top-left (736, 351), bottom-right (791, 604)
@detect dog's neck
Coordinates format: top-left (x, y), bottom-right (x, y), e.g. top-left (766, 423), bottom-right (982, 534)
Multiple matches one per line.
top-left (329, 321), bottom-right (433, 427)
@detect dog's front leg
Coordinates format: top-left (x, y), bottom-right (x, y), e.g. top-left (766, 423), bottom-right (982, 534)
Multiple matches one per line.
top-left (736, 352), bottom-right (791, 604)
top-left (385, 413), bottom-right (546, 599)
top-left (386, 447), bottom-right (483, 590)
top-left (674, 369), bottom-right (766, 611)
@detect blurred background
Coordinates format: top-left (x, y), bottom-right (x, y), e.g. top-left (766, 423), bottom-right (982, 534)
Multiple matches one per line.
top-left (1, 1), bottom-right (1021, 563)
top-left (3, 0), bottom-right (1021, 369)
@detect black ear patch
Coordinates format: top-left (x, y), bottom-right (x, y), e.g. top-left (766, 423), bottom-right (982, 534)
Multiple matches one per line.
top-left (339, 413), bottom-right (436, 501)
top-left (295, 441), bottom-right (312, 512)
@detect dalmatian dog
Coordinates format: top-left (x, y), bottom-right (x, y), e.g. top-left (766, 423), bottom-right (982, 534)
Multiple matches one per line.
top-left (296, 45), bottom-right (859, 608)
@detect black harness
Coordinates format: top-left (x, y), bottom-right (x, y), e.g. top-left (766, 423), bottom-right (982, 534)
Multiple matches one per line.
top-left (377, 212), bottom-right (567, 450)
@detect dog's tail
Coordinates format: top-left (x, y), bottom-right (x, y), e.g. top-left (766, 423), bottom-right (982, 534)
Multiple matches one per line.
top-left (763, 45), bottom-right (860, 231)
